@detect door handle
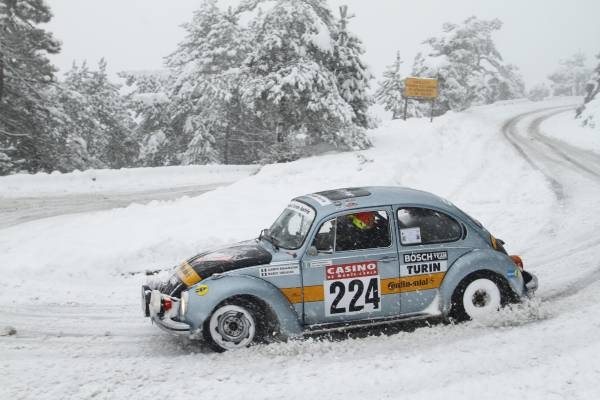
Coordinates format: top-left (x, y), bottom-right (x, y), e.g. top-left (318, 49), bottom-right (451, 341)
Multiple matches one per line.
top-left (380, 256), bottom-right (398, 262)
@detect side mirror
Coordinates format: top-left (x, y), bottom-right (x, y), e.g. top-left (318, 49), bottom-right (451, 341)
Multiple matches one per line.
top-left (307, 246), bottom-right (318, 256)
top-left (259, 228), bottom-right (270, 240)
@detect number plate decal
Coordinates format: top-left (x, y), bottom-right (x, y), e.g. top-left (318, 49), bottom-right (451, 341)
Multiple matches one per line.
top-left (324, 261), bottom-right (381, 316)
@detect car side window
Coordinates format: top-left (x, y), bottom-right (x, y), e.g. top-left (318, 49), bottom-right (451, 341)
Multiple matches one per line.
top-left (335, 210), bottom-right (391, 252)
top-left (312, 219), bottom-right (336, 252)
top-left (397, 207), bottom-right (462, 245)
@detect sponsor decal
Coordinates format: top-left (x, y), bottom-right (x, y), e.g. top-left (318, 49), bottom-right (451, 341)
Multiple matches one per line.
top-left (401, 251), bottom-right (448, 276)
top-left (310, 259), bottom-right (333, 268)
top-left (507, 268), bottom-right (521, 279)
top-left (400, 227), bottom-right (422, 244)
top-left (382, 272), bottom-right (445, 294)
top-left (306, 193), bottom-right (332, 206)
top-left (324, 261), bottom-right (381, 316)
top-left (195, 284), bottom-right (209, 296)
top-left (326, 261), bottom-right (379, 280)
top-left (176, 261), bottom-right (202, 287)
top-left (286, 200), bottom-right (315, 218)
top-left (259, 264), bottom-right (299, 278)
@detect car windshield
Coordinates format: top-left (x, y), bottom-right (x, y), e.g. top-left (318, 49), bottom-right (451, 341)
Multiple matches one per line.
top-left (268, 200), bottom-right (316, 250)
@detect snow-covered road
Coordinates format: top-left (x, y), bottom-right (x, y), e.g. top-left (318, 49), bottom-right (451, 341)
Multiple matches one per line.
top-left (2, 99), bottom-right (600, 400)
top-left (0, 183), bottom-right (225, 229)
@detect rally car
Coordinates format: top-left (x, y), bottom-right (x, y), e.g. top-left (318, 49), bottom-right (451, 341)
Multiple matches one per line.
top-left (142, 187), bottom-right (537, 351)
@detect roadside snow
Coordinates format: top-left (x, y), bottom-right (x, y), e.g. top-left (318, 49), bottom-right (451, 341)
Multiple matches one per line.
top-left (542, 104), bottom-right (600, 156)
top-left (0, 164), bottom-right (259, 198)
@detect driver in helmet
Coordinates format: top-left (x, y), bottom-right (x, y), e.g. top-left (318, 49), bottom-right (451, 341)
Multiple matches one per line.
top-left (349, 212), bottom-right (376, 231)
top-left (337, 211), bottom-right (388, 251)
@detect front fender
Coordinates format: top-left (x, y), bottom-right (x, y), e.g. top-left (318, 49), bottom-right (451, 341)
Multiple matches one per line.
top-left (439, 249), bottom-right (525, 315)
top-left (184, 274), bottom-right (303, 339)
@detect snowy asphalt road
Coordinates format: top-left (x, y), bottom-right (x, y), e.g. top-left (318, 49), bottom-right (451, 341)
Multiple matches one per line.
top-left (0, 183), bottom-right (224, 229)
top-left (502, 105), bottom-right (600, 201)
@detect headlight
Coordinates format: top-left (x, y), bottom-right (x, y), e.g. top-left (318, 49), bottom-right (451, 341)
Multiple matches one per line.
top-left (180, 290), bottom-right (189, 317)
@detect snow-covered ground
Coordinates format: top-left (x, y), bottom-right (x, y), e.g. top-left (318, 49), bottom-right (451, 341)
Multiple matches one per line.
top-left (0, 164), bottom-right (258, 198)
top-left (2, 97), bottom-right (600, 400)
top-left (541, 100), bottom-right (600, 156)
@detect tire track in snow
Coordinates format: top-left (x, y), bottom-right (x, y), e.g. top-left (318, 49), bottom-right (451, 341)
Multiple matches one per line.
top-left (528, 112), bottom-right (600, 180)
top-left (502, 105), bottom-right (600, 303)
top-left (501, 106), bottom-right (575, 201)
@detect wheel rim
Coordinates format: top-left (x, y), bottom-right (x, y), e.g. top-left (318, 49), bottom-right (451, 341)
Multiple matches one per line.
top-left (462, 278), bottom-right (502, 319)
top-left (209, 305), bottom-right (256, 350)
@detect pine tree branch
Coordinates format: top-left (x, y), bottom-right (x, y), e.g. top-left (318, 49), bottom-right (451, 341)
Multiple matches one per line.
top-left (0, 127), bottom-right (30, 138)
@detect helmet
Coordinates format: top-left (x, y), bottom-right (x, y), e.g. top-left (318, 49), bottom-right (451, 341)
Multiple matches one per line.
top-left (350, 212), bottom-right (375, 230)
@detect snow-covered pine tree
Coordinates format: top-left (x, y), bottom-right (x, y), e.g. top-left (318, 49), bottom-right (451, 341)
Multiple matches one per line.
top-left (167, 0), bottom-right (251, 164)
top-left (60, 59), bottom-right (138, 168)
top-left (332, 5), bottom-right (373, 129)
top-left (0, 0), bottom-right (62, 174)
top-left (527, 83), bottom-right (551, 101)
top-left (422, 16), bottom-right (524, 114)
top-left (577, 52), bottom-right (600, 129)
top-left (120, 70), bottom-right (174, 166)
top-left (240, 0), bottom-right (362, 150)
top-left (548, 53), bottom-right (592, 96)
top-left (376, 51), bottom-right (405, 119)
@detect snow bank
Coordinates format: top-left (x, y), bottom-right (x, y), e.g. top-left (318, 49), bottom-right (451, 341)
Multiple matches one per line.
top-left (541, 99), bottom-right (600, 156)
top-left (0, 164), bottom-right (259, 198)
top-left (579, 96), bottom-right (600, 130)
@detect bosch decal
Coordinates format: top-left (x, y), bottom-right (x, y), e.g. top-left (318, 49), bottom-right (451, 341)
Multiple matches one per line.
top-left (401, 251), bottom-right (448, 276)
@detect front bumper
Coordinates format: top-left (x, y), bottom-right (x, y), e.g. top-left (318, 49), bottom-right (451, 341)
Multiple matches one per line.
top-left (523, 271), bottom-right (538, 294)
top-left (142, 286), bottom-right (191, 336)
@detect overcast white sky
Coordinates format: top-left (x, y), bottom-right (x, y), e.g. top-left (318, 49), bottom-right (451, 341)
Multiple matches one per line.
top-left (45, 0), bottom-right (600, 87)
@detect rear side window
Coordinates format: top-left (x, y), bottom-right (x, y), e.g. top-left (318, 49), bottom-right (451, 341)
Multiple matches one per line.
top-left (397, 207), bottom-right (462, 245)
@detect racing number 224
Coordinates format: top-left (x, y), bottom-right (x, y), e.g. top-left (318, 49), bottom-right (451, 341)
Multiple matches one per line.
top-left (329, 278), bottom-right (380, 314)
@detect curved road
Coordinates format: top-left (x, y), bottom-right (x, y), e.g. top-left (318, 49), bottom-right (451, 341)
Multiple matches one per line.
top-left (0, 182), bottom-right (226, 229)
top-left (501, 105), bottom-right (600, 301)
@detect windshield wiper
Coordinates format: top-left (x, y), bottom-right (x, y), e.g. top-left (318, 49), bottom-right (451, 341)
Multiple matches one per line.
top-left (259, 229), bottom-right (280, 251)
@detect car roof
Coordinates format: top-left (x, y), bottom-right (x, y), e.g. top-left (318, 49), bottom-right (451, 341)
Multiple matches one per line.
top-left (295, 186), bottom-right (460, 218)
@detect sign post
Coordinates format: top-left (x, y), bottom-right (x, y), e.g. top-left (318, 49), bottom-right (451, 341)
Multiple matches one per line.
top-left (403, 77), bottom-right (439, 122)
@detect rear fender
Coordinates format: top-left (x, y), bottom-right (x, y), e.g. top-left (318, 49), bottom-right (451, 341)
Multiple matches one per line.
top-left (184, 274), bottom-right (303, 339)
top-left (439, 249), bottom-right (525, 315)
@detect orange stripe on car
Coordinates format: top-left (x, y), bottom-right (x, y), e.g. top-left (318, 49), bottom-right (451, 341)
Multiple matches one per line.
top-left (280, 285), bottom-right (324, 304)
top-left (280, 274), bottom-right (445, 304)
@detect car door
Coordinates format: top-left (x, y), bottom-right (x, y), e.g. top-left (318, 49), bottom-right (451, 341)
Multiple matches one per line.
top-left (301, 207), bottom-right (400, 326)
top-left (394, 206), bottom-right (472, 315)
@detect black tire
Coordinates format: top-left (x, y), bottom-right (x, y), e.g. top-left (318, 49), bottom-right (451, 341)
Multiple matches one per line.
top-left (449, 272), bottom-right (510, 322)
top-left (203, 299), bottom-right (267, 352)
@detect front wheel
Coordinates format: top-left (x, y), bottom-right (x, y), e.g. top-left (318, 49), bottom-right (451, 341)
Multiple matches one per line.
top-left (450, 274), bottom-right (508, 322)
top-left (205, 303), bottom-right (258, 352)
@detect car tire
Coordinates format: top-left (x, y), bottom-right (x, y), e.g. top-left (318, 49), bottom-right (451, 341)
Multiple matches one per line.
top-left (204, 300), bottom-right (263, 352)
top-left (449, 272), bottom-right (509, 322)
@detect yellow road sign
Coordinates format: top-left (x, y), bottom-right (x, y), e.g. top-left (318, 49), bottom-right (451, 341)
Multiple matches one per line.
top-left (404, 77), bottom-right (438, 99)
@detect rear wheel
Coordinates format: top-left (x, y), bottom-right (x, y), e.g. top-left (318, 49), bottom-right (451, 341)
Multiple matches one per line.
top-left (450, 273), bottom-right (508, 322)
top-left (204, 301), bottom-right (262, 352)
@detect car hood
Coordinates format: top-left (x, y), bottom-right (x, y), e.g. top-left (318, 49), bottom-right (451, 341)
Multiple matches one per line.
top-left (173, 241), bottom-right (273, 288)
